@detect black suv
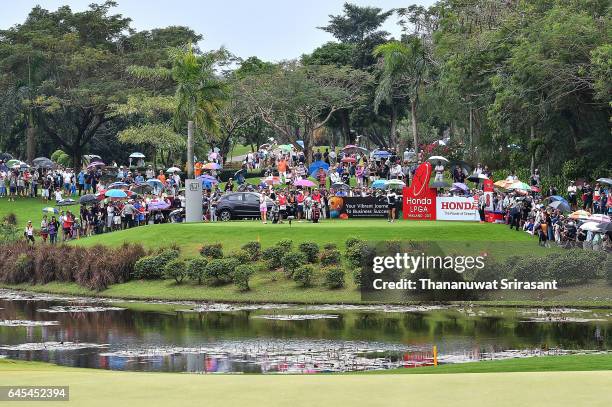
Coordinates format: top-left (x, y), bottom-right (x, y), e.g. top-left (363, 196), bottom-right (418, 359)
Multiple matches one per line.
top-left (215, 192), bottom-right (274, 221)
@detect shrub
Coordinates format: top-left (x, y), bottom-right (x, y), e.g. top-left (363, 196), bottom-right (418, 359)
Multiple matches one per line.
top-left (512, 256), bottom-right (551, 282)
top-left (134, 255), bottom-right (165, 280)
top-left (547, 251), bottom-right (604, 286)
top-left (323, 243), bottom-right (338, 251)
top-left (605, 256), bottom-right (612, 285)
top-left (299, 242), bottom-right (320, 263)
top-left (200, 243), bottom-right (223, 259)
top-left (262, 246), bottom-right (284, 270)
top-left (276, 239), bottom-right (293, 251)
top-left (324, 267), bottom-right (345, 289)
top-left (133, 250), bottom-right (177, 280)
top-left (229, 249), bottom-right (252, 264)
top-left (204, 258), bottom-right (240, 285)
top-left (352, 268), bottom-right (362, 287)
top-left (241, 241), bottom-right (261, 261)
top-left (345, 242), bottom-right (374, 269)
top-left (320, 249), bottom-right (341, 266)
top-left (281, 252), bottom-right (307, 278)
top-left (293, 265), bottom-right (314, 287)
top-left (233, 264), bottom-right (256, 291)
top-left (345, 237), bottom-right (363, 250)
top-left (164, 259), bottom-right (187, 284)
top-left (187, 258), bottom-right (208, 284)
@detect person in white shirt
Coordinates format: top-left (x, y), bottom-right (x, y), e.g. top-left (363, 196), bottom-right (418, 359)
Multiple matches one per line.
top-left (386, 189), bottom-right (398, 222)
top-left (54, 188), bottom-right (63, 202)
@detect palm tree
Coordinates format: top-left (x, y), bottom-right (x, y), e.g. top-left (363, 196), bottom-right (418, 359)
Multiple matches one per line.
top-left (170, 45), bottom-right (227, 178)
top-left (374, 37), bottom-right (427, 151)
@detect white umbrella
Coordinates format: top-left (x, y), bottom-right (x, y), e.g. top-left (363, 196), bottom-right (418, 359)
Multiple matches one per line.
top-left (579, 221), bottom-right (602, 232)
top-left (129, 152), bottom-right (145, 158)
top-left (166, 167), bottom-right (181, 173)
top-left (596, 178), bottom-right (612, 185)
top-left (587, 214), bottom-right (610, 223)
top-left (427, 156), bottom-right (448, 164)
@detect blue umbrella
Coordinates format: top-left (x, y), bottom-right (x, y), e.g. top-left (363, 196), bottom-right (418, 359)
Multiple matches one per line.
top-left (548, 195), bottom-right (568, 204)
top-left (308, 160), bottom-right (329, 177)
top-left (42, 207), bottom-right (59, 214)
top-left (105, 189), bottom-right (128, 198)
top-left (372, 179), bottom-right (387, 189)
top-left (146, 179), bottom-right (164, 188)
top-left (372, 150), bottom-right (391, 159)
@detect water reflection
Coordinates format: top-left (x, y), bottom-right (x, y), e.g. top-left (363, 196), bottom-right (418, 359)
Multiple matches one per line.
top-left (0, 295), bottom-right (610, 373)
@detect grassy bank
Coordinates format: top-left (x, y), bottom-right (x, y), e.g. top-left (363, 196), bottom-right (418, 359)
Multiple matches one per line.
top-left (3, 279), bottom-right (611, 306)
top-left (1, 358), bottom-right (611, 407)
top-left (70, 219), bottom-right (532, 256)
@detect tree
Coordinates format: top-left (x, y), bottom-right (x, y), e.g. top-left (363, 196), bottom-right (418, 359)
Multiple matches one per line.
top-left (242, 62), bottom-right (371, 162)
top-left (374, 37), bottom-right (427, 150)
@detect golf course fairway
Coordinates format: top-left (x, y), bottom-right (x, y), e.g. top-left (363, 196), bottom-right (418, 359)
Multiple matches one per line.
top-left (1, 359), bottom-right (610, 407)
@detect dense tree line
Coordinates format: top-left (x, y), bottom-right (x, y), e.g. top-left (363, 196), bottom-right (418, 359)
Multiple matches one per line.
top-left (0, 0), bottom-right (609, 177)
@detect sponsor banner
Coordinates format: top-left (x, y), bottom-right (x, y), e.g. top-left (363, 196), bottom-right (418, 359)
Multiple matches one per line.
top-left (483, 179), bottom-right (495, 212)
top-left (436, 197), bottom-right (479, 221)
top-left (329, 196), bottom-right (388, 218)
top-left (403, 162), bottom-right (437, 220)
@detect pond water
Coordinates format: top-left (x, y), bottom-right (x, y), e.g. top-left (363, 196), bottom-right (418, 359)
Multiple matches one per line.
top-left (0, 289), bottom-right (610, 373)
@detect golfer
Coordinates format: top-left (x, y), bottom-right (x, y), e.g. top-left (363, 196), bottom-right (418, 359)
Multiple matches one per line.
top-left (386, 189), bottom-right (397, 223)
top-left (259, 193), bottom-right (268, 224)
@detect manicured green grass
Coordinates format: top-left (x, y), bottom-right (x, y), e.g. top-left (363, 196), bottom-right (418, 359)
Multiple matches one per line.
top-left (72, 219), bottom-right (532, 255)
top-left (362, 354), bottom-right (612, 374)
top-left (0, 196), bottom-right (79, 226)
top-left (1, 358), bottom-right (611, 407)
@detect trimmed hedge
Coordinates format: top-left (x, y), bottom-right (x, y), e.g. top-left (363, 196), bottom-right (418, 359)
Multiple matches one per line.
top-left (299, 242), bottom-right (320, 263)
top-left (324, 267), bottom-right (345, 289)
top-left (320, 249), bottom-right (341, 266)
top-left (262, 246), bottom-right (284, 270)
top-left (233, 264), bottom-right (256, 291)
top-left (281, 252), bottom-right (307, 278)
top-left (186, 258), bottom-right (208, 285)
top-left (200, 243), bottom-right (223, 259)
top-left (293, 265), bottom-right (314, 287)
top-left (204, 258), bottom-right (240, 285)
top-left (164, 259), bottom-right (187, 284)
top-left (241, 241), bottom-right (261, 261)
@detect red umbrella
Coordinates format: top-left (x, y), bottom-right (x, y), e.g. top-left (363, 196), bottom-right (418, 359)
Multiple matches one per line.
top-left (341, 157), bottom-right (356, 163)
top-left (530, 186), bottom-right (540, 192)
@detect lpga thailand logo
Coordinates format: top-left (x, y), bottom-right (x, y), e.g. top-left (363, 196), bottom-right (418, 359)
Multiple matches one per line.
top-left (403, 162), bottom-right (437, 220)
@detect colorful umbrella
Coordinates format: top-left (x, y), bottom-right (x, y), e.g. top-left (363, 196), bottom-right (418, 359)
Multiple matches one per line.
top-left (294, 179), bottom-right (315, 187)
top-left (278, 144), bottom-right (293, 152)
top-left (42, 207), bottom-right (59, 214)
top-left (148, 200), bottom-right (171, 211)
top-left (262, 176), bottom-right (281, 185)
top-left (548, 200), bottom-right (571, 213)
top-left (569, 210), bottom-right (590, 220)
top-left (203, 162), bottom-right (221, 170)
top-left (507, 181), bottom-right (530, 191)
top-left (587, 214), bottom-right (610, 223)
top-left (105, 189), bottom-right (128, 199)
top-left (308, 160), bottom-right (329, 177)
top-left (386, 179), bottom-right (406, 189)
top-left (6, 159), bottom-right (20, 167)
top-left (372, 179), bottom-right (387, 189)
top-left (87, 161), bottom-right (105, 169)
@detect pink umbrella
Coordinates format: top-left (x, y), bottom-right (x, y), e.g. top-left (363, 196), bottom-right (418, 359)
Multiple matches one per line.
top-left (587, 214), bottom-right (610, 223)
top-left (87, 161), bottom-right (105, 169)
top-left (203, 162), bottom-right (221, 170)
top-left (148, 200), bottom-right (171, 211)
top-left (294, 179), bottom-right (315, 187)
top-left (341, 157), bottom-right (356, 163)
top-left (262, 176), bottom-right (281, 185)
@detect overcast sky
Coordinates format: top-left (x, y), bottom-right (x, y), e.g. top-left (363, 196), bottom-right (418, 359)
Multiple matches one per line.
top-left (1, 0), bottom-right (434, 61)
